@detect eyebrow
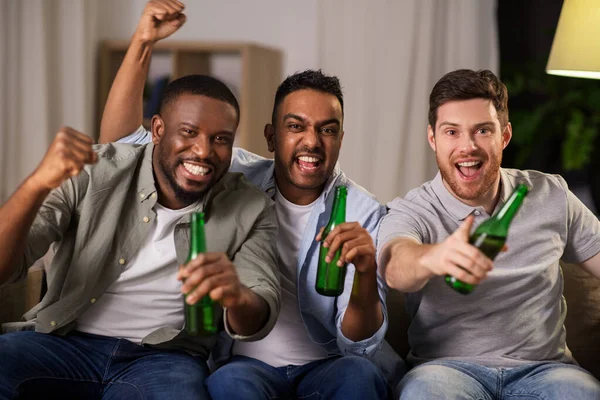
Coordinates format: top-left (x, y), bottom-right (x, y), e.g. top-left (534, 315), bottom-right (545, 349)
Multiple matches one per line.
top-left (181, 122), bottom-right (234, 136)
top-left (473, 121), bottom-right (495, 129)
top-left (317, 118), bottom-right (341, 127)
top-left (181, 121), bottom-right (200, 130)
top-left (282, 113), bottom-right (341, 127)
top-left (283, 113), bottom-right (306, 123)
top-left (438, 121), bottom-right (459, 128)
top-left (438, 121), bottom-right (495, 129)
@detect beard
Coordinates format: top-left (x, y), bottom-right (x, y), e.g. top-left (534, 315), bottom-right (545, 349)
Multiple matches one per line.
top-left (157, 150), bottom-right (209, 207)
top-left (437, 150), bottom-right (502, 201)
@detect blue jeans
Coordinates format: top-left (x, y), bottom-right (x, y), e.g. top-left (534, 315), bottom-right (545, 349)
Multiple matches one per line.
top-left (0, 331), bottom-right (210, 400)
top-left (397, 359), bottom-right (600, 400)
top-left (206, 355), bottom-right (388, 399)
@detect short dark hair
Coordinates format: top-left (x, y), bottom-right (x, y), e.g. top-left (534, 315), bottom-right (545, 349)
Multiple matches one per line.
top-left (428, 69), bottom-right (509, 130)
top-left (159, 75), bottom-right (240, 123)
top-left (271, 69), bottom-right (344, 124)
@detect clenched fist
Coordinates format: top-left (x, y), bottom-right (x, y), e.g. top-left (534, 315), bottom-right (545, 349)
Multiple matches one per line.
top-left (419, 215), bottom-right (494, 285)
top-left (29, 127), bottom-right (97, 191)
top-left (135, 0), bottom-right (187, 43)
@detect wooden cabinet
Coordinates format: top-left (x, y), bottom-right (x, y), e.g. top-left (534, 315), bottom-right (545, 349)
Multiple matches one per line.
top-left (97, 41), bottom-right (282, 158)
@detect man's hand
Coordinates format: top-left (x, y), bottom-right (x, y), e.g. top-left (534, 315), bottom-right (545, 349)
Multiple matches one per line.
top-left (178, 252), bottom-right (270, 336)
top-left (317, 222), bottom-right (377, 275)
top-left (178, 252), bottom-right (252, 308)
top-left (28, 127), bottom-right (97, 191)
top-left (320, 222), bottom-right (384, 341)
top-left (135, 0), bottom-right (187, 44)
top-left (419, 215), bottom-right (493, 285)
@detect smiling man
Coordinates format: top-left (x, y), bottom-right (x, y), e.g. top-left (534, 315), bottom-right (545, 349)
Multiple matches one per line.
top-left (378, 69), bottom-right (600, 399)
top-left (0, 74), bottom-right (280, 399)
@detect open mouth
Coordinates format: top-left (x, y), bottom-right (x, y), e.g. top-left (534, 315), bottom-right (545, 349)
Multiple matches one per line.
top-left (455, 160), bottom-right (483, 180)
top-left (296, 155), bottom-right (322, 173)
top-left (180, 161), bottom-right (214, 183)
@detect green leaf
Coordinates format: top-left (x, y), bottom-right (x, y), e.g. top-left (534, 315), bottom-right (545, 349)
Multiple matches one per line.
top-left (562, 110), bottom-right (598, 170)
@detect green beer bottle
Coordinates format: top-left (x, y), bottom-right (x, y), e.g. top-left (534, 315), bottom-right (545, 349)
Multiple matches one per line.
top-left (445, 183), bottom-right (529, 294)
top-left (184, 212), bottom-right (217, 335)
top-left (316, 185), bottom-right (348, 296)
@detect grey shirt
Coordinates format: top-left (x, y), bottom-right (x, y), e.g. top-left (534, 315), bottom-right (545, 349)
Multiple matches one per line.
top-left (378, 168), bottom-right (600, 367)
top-left (3, 142), bottom-right (280, 359)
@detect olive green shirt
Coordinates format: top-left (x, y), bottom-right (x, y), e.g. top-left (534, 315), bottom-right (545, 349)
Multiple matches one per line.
top-left (4, 142), bottom-right (280, 359)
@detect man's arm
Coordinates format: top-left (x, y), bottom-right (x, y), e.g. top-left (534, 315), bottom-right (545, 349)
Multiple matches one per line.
top-left (0, 128), bottom-right (97, 284)
top-left (579, 251), bottom-right (600, 280)
top-left (99, 0), bottom-right (186, 144)
top-left (380, 215), bottom-right (493, 293)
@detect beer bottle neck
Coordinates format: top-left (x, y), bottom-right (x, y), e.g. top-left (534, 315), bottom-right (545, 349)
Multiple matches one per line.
top-left (328, 186), bottom-right (347, 227)
top-left (189, 212), bottom-right (207, 258)
top-left (493, 183), bottom-right (528, 229)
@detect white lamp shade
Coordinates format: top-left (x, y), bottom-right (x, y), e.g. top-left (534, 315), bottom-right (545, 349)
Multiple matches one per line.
top-left (546, 0), bottom-right (600, 79)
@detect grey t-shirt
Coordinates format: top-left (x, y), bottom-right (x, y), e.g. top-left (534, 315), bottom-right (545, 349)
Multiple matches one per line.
top-left (377, 168), bottom-right (600, 367)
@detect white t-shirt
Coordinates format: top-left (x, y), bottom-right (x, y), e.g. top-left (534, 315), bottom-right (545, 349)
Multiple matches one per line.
top-left (233, 189), bottom-right (328, 366)
top-left (77, 202), bottom-right (199, 344)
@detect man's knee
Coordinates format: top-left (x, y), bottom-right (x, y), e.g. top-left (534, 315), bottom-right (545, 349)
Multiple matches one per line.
top-left (508, 364), bottom-right (600, 400)
top-left (207, 360), bottom-right (277, 398)
top-left (0, 332), bottom-right (41, 374)
top-left (319, 356), bottom-right (387, 398)
top-left (121, 355), bottom-right (209, 400)
top-left (397, 364), bottom-right (488, 400)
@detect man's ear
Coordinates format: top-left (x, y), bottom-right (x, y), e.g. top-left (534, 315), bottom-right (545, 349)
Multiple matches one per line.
top-left (151, 115), bottom-right (164, 145)
top-left (502, 122), bottom-right (512, 149)
top-left (264, 123), bottom-right (275, 153)
top-left (427, 125), bottom-right (436, 151)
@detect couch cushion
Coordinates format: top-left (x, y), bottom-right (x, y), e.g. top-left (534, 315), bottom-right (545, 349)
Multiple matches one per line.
top-left (0, 266), bottom-right (43, 326)
top-left (562, 262), bottom-right (600, 379)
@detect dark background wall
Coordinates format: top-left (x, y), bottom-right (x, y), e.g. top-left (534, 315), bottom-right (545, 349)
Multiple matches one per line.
top-left (498, 0), bottom-right (563, 68)
top-left (497, 0), bottom-right (600, 214)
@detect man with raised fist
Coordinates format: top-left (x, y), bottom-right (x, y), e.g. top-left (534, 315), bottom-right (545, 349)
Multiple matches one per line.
top-left (0, 73), bottom-right (280, 398)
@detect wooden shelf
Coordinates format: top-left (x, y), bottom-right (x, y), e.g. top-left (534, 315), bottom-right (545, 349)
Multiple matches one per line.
top-left (97, 41), bottom-right (283, 158)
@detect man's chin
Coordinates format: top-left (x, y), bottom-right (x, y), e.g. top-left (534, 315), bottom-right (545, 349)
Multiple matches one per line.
top-left (171, 178), bottom-right (211, 202)
top-left (289, 174), bottom-right (328, 191)
top-left (173, 188), bottom-right (206, 204)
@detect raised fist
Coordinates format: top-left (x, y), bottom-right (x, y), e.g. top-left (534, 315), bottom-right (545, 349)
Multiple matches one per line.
top-left (135, 0), bottom-right (187, 43)
top-left (29, 127), bottom-right (97, 190)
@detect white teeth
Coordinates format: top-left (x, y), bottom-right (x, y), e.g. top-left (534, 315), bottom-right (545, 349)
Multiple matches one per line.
top-left (457, 161), bottom-right (480, 167)
top-left (183, 162), bottom-right (210, 176)
top-left (298, 156), bottom-right (320, 163)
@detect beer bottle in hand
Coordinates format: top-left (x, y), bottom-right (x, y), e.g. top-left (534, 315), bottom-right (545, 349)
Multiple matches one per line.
top-left (185, 212), bottom-right (217, 335)
top-left (316, 185), bottom-right (348, 296)
top-left (446, 183), bottom-right (529, 294)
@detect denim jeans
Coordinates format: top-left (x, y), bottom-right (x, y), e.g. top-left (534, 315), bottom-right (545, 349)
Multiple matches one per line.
top-left (397, 359), bottom-right (600, 400)
top-left (206, 355), bottom-right (388, 399)
top-left (0, 331), bottom-right (210, 400)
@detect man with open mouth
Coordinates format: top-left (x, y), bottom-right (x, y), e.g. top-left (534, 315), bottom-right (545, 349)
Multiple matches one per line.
top-left (378, 68), bottom-right (600, 400)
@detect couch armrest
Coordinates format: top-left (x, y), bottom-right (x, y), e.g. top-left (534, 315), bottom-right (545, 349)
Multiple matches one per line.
top-left (0, 265), bottom-right (44, 326)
